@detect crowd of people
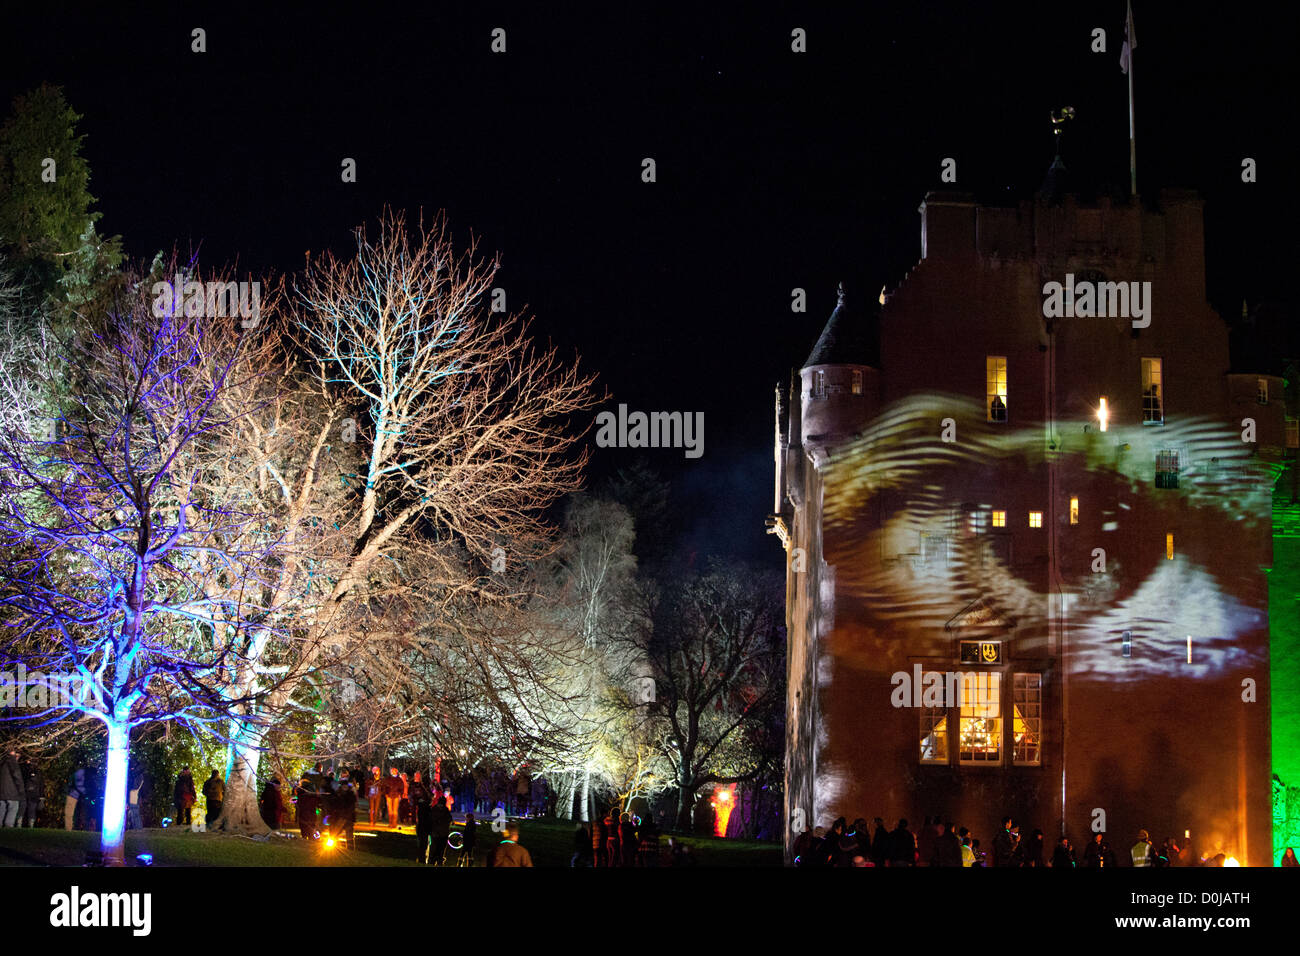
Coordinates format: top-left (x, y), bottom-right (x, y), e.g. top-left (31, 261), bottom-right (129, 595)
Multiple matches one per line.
top-left (792, 814), bottom-right (1297, 868)
top-left (565, 808), bottom-right (696, 867)
top-left (0, 746), bottom-right (44, 828)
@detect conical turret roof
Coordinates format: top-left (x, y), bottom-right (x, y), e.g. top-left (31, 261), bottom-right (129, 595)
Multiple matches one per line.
top-left (803, 283), bottom-right (873, 369)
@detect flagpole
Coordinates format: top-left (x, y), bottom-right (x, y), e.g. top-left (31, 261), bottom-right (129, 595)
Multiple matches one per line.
top-left (1127, 3), bottom-right (1137, 196)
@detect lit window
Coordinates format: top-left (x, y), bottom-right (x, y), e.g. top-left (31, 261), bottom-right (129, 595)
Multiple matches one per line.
top-left (1155, 450), bottom-right (1179, 489)
top-left (1028, 511), bottom-right (1043, 528)
top-left (852, 370), bottom-right (864, 395)
top-left (1257, 378), bottom-right (1268, 405)
top-left (1142, 358), bottom-right (1163, 424)
top-left (1069, 497), bottom-right (1079, 525)
top-left (986, 356), bottom-right (1007, 422)
top-left (813, 370), bottom-right (826, 399)
top-left (1166, 533), bottom-right (1174, 559)
top-left (992, 510), bottom-right (1006, 528)
top-left (1012, 674), bottom-right (1041, 766)
top-left (1121, 630), bottom-right (1132, 658)
top-left (959, 672), bottom-right (1002, 765)
top-left (920, 698), bottom-right (948, 764)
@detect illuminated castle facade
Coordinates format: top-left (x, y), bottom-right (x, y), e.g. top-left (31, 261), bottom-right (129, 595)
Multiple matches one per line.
top-left (770, 187), bottom-right (1285, 864)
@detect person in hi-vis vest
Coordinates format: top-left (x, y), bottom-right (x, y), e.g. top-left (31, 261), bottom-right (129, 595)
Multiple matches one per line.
top-left (1130, 829), bottom-right (1154, 867)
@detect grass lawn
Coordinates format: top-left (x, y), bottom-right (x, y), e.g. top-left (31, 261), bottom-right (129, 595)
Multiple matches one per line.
top-left (0, 820), bottom-right (780, 867)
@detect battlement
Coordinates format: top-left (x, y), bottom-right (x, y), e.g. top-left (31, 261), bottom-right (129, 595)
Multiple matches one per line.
top-left (917, 189), bottom-right (1207, 289)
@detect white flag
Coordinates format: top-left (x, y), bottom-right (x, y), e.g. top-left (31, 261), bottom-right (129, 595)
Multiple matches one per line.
top-left (1120, 1), bottom-right (1137, 74)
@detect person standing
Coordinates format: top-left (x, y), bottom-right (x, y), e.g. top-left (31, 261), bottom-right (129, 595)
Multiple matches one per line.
top-left (591, 809), bottom-right (607, 868)
top-left (126, 769), bottom-right (145, 830)
top-left (383, 767), bottom-right (403, 828)
top-left (173, 767), bottom-right (196, 826)
top-left (617, 812), bottom-right (637, 866)
top-left (399, 772), bottom-right (411, 825)
top-left (366, 766), bottom-right (382, 825)
top-left (932, 821), bottom-right (963, 867)
top-left (487, 822), bottom-right (533, 867)
top-left (411, 771), bottom-right (433, 863)
top-left (1084, 832), bottom-right (1115, 868)
top-left (603, 808), bottom-right (620, 867)
top-left (637, 818), bottom-right (660, 867)
top-left (992, 817), bottom-right (1017, 867)
top-left (462, 811), bottom-right (478, 866)
top-left (1024, 828), bottom-right (1046, 867)
top-left (260, 776), bottom-right (285, 830)
top-left (333, 778), bottom-right (357, 847)
top-left (429, 791), bottom-right (453, 865)
top-left (65, 766), bottom-right (87, 830)
top-left (295, 777), bottom-right (318, 840)
top-left (870, 817), bottom-right (890, 866)
top-left (959, 829), bottom-right (976, 867)
top-left (202, 770), bottom-right (224, 826)
top-left (1130, 828), bottom-right (1154, 867)
top-left (1052, 836), bottom-right (1077, 868)
top-left (0, 748), bottom-right (23, 827)
top-left (572, 823), bottom-right (592, 867)
top-left (20, 756), bottom-right (43, 827)
top-left (889, 818), bottom-right (917, 867)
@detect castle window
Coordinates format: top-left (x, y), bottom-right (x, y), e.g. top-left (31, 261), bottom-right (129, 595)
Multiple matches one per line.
top-left (1069, 496), bottom-right (1079, 525)
top-left (1166, 532), bottom-right (1174, 560)
top-left (991, 510), bottom-right (1006, 528)
top-left (1121, 630), bottom-right (1132, 658)
top-left (921, 533), bottom-right (948, 565)
top-left (1012, 673), bottom-right (1042, 766)
top-left (986, 356), bottom-right (1007, 422)
top-left (1028, 511), bottom-right (1042, 528)
top-left (967, 509), bottom-right (987, 535)
top-left (813, 370), bottom-right (826, 399)
top-left (920, 702), bottom-right (948, 764)
top-left (852, 369), bottom-right (863, 395)
top-left (1142, 358), bottom-right (1163, 424)
top-left (958, 672), bottom-right (1002, 765)
top-left (1155, 450), bottom-right (1179, 489)
top-left (1257, 377), bottom-right (1269, 405)
top-left (1287, 417), bottom-right (1299, 449)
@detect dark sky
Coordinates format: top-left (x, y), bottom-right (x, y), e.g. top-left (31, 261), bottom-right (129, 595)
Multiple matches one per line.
top-left (3, 3), bottom-right (1295, 567)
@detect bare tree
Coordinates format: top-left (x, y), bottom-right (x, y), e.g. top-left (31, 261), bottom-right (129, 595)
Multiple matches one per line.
top-left (622, 563), bottom-right (785, 829)
top-left (0, 266), bottom-right (294, 863)
top-left (210, 208), bottom-right (601, 827)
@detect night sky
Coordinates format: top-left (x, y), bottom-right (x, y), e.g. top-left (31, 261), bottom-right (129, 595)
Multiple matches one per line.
top-left (3, 3), bottom-right (1295, 567)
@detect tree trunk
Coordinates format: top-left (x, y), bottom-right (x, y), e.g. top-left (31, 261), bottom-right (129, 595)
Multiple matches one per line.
top-left (676, 776), bottom-right (694, 830)
top-left (577, 770), bottom-right (590, 822)
top-left (212, 729), bottom-right (271, 835)
top-left (100, 718), bottom-right (130, 866)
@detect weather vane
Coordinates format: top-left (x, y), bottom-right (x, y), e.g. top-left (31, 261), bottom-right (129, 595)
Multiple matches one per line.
top-left (1050, 106), bottom-right (1076, 157)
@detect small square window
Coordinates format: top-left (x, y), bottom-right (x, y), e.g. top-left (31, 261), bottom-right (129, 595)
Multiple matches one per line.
top-left (992, 510), bottom-right (1006, 528)
top-left (1028, 511), bottom-right (1043, 528)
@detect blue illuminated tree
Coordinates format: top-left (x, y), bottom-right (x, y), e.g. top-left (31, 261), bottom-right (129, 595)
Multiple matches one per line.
top-left (0, 265), bottom-right (289, 864)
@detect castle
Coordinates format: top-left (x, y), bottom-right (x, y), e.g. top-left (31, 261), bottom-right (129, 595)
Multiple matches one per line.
top-left (770, 186), bottom-right (1286, 864)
